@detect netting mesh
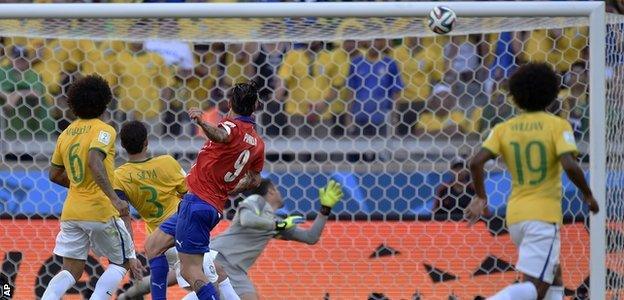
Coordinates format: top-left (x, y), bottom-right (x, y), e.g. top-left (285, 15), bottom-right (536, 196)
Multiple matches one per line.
top-left (606, 13), bottom-right (624, 300)
top-left (0, 11), bottom-right (618, 300)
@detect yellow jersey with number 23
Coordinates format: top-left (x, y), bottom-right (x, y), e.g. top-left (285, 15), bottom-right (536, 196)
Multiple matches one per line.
top-left (51, 118), bottom-right (119, 222)
top-left (482, 112), bottom-right (578, 226)
top-left (113, 155), bottom-right (187, 233)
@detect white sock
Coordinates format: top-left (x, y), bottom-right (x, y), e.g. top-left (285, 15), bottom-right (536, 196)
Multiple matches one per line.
top-left (219, 278), bottom-right (240, 300)
top-left (487, 282), bottom-right (537, 300)
top-left (90, 264), bottom-right (127, 300)
top-left (544, 286), bottom-right (564, 300)
top-left (41, 270), bottom-right (76, 300)
top-left (182, 292), bottom-right (199, 300)
top-left (117, 276), bottom-right (150, 299)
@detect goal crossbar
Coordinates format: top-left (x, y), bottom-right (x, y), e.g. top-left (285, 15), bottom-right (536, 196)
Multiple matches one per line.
top-left (0, 1), bottom-right (604, 19)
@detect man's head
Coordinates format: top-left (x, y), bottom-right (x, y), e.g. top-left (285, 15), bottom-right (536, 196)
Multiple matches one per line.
top-left (252, 178), bottom-right (283, 208)
top-left (120, 121), bottom-right (148, 155)
top-left (509, 62), bottom-right (560, 112)
top-left (9, 46), bottom-right (30, 72)
top-left (228, 81), bottom-right (258, 117)
top-left (372, 38), bottom-right (388, 53)
top-left (567, 61), bottom-right (588, 87)
top-left (67, 74), bottom-right (112, 119)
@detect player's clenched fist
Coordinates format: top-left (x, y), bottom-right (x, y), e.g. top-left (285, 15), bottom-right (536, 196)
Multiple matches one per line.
top-left (275, 216), bottom-right (304, 231)
top-left (111, 196), bottom-right (130, 217)
top-left (187, 107), bottom-right (204, 123)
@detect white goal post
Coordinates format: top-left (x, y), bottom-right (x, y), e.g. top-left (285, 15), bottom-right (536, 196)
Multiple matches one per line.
top-left (0, 1), bottom-right (607, 298)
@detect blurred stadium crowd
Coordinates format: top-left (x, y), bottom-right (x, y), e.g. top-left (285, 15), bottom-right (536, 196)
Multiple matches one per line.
top-left (0, 0), bottom-right (623, 142)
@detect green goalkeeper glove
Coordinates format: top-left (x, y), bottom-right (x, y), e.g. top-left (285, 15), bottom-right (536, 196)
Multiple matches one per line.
top-left (319, 180), bottom-right (344, 215)
top-left (275, 215), bottom-right (304, 231)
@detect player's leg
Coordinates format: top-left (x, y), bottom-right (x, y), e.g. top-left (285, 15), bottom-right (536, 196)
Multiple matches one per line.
top-left (89, 218), bottom-right (137, 300)
top-left (543, 265), bottom-right (564, 300)
top-left (214, 253), bottom-right (255, 300)
top-left (118, 247), bottom-right (178, 299)
top-left (145, 214), bottom-right (178, 300)
top-left (42, 221), bottom-right (89, 300)
top-left (214, 261), bottom-right (241, 300)
top-left (180, 251), bottom-right (241, 300)
top-left (179, 252), bottom-right (218, 299)
top-left (176, 194), bottom-right (221, 300)
top-left (118, 271), bottom-right (178, 300)
top-left (488, 221), bottom-right (560, 300)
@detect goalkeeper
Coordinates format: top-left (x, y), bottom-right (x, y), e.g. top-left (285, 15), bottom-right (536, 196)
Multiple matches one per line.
top-left (210, 178), bottom-right (344, 300)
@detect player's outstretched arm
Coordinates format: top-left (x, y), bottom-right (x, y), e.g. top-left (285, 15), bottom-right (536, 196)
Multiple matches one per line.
top-left (230, 171), bottom-right (262, 195)
top-left (465, 149), bottom-right (495, 225)
top-left (188, 108), bottom-right (230, 143)
top-left (49, 165), bottom-right (70, 188)
top-left (278, 180), bottom-right (344, 245)
top-left (560, 153), bottom-right (599, 214)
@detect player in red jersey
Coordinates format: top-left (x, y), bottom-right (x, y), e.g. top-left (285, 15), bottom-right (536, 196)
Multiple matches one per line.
top-left (145, 82), bottom-right (264, 300)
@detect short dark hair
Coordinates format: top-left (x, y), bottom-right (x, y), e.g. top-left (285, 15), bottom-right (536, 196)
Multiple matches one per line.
top-left (571, 61), bottom-right (586, 70)
top-left (67, 74), bottom-right (112, 119)
top-left (508, 62), bottom-right (560, 112)
top-left (120, 121), bottom-right (148, 155)
top-left (229, 81), bottom-right (258, 116)
top-left (251, 178), bottom-right (273, 196)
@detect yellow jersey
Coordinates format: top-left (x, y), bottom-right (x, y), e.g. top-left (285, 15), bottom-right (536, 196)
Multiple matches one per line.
top-left (391, 41), bottom-right (444, 103)
top-left (113, 155), bottom-right (187, 233)
top-left (51, 118), bottom-right (119, 222)
top-left (114, 50), bottom-right (174, 120)
top-left (278, 49), bottom-right (343, 117)
top-left (482, 112), bottom-right (579, 225)
top-left (416, 111), bottom-right (480, 134)
top-left (522, 27), bottom-right (587, 72)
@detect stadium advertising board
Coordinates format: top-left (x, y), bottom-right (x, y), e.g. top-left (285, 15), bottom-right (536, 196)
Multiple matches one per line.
top-left (1, 220), bottom-right (591, 299)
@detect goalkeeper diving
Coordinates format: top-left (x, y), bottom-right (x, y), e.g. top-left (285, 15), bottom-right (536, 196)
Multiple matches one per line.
top-left (210, 178), bottom-right (343, 300)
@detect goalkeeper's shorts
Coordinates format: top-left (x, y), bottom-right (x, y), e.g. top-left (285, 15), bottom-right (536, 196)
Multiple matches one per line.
top-left (214, 252), bottom-right (256, 295)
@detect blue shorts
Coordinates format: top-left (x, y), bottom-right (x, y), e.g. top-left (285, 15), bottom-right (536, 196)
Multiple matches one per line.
top-left (174, 193), bottom-right (221, 254)
top-left (159, 213), bottom-right (178, 237)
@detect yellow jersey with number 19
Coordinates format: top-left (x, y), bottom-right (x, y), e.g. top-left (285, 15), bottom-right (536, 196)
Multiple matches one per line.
top-left (51, 118), bottom-right (119, 222)
top-left (482, 112), bottom-right (579, 226)
top-left (113, 155), bottom-right (187, 233)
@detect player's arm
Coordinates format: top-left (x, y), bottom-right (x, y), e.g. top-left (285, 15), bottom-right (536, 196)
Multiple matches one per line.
top-left (560, 154), bottom-right (599, 214)
top-left (49, 140), bottom-right (69, 188)
top-left (229, 170), bottom-right (262, 195)
top-left (49, 165), bottom-right (70, 188)
top-left (465, 148), bottom-right (496, 224)
top-left (278, 180), bottom-right (344, 245)
top-left (187, 107), bottom-right (230, 143)
top-left (88, 150), bottom-right (130, 223)
top-left (237, 196), bottom-right (279, 230)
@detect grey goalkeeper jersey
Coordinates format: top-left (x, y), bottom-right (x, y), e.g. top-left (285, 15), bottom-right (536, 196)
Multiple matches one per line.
top-left (210, 194), bottom-right (327, 271)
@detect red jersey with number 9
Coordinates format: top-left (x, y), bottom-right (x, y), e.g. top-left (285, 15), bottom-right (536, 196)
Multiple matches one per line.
top-left (186, 117), bottom-right (265, 213)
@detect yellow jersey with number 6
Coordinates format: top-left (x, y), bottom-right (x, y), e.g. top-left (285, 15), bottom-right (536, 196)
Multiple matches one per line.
top-left (482, 112), bottom-right (578, 225)
top-left (51, 118), bottom-right (119, 222)
top-left (113, 155), bottom-right (187, 233)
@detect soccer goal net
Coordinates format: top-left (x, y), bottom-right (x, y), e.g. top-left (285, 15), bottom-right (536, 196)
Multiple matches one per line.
top-left (0, 2), bottom-right (617, 299)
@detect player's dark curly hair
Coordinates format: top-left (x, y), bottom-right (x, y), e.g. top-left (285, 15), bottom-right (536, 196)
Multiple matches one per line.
top-left (67, 74), bottom-right (112, 119)
top-left (120, 121), bottom-right (148, 155)
top-left (251, 178), bottom-right (274, 196)
top-left (509, 62), bottom-right (560, 112)
top-left (229, 81), bottom-right (258, 117)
